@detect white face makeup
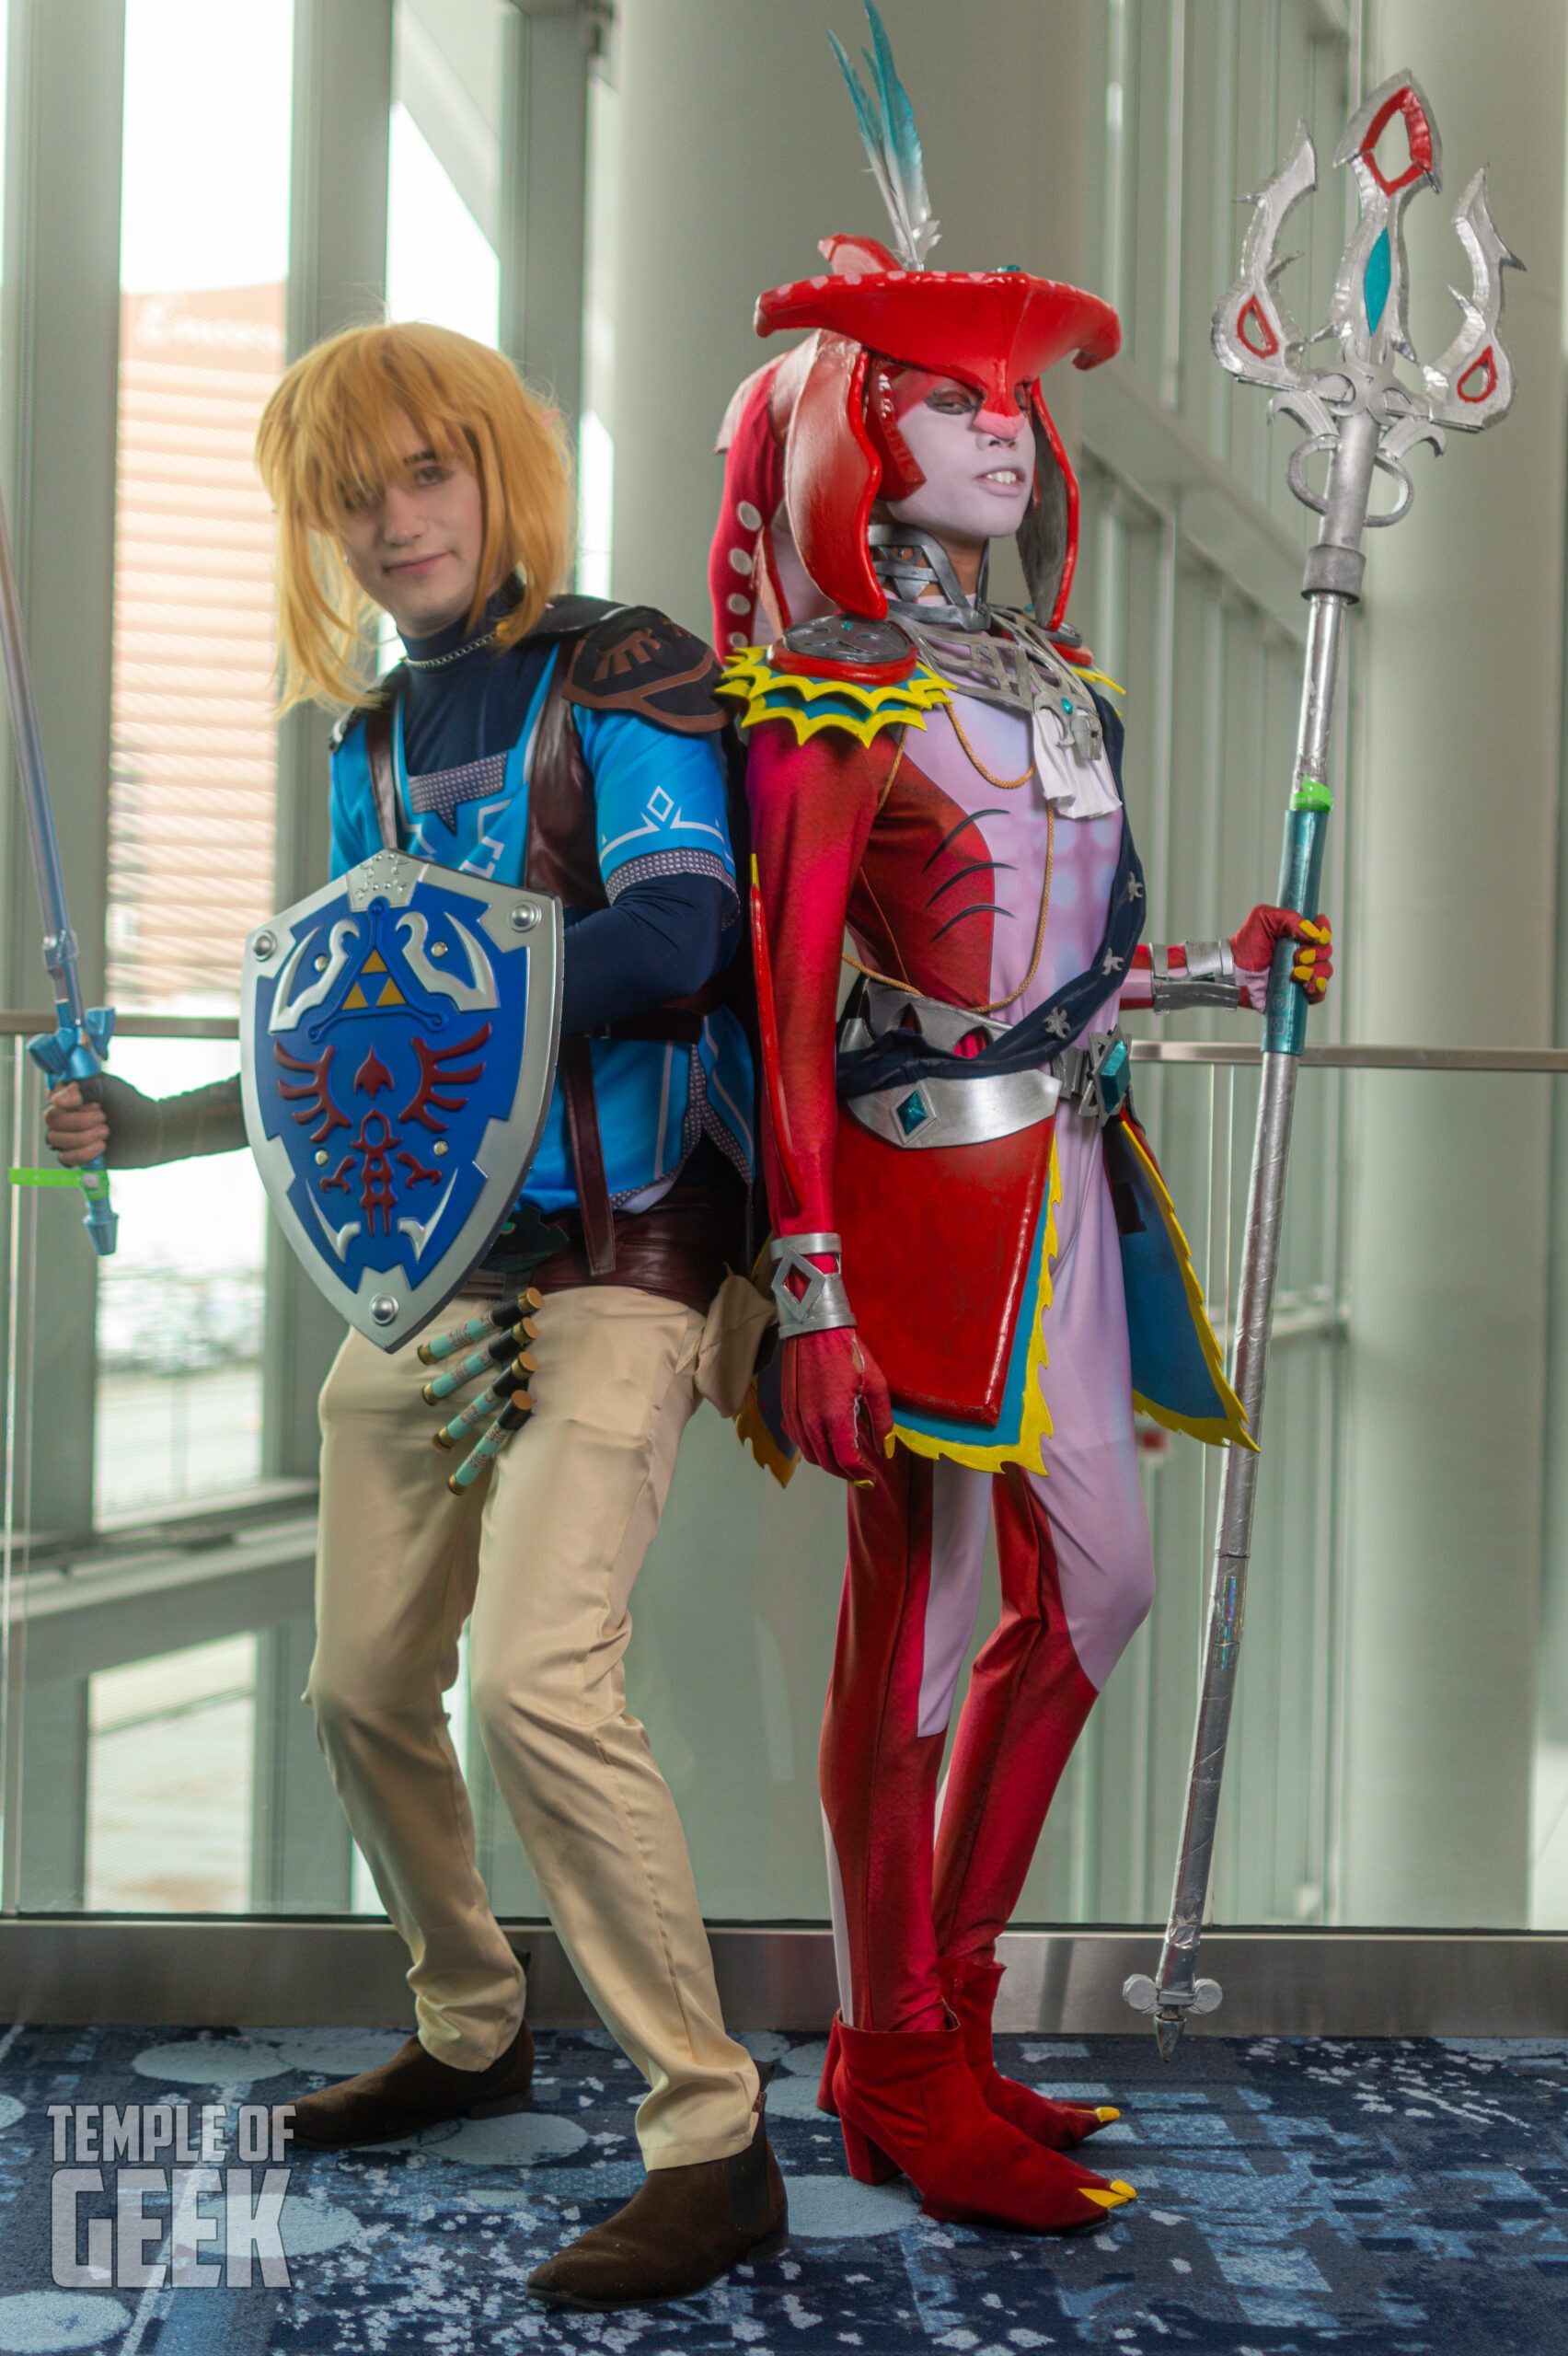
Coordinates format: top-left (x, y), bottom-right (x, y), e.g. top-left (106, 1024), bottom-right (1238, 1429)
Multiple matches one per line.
top-left (884, 378), bottom-right (1034, 548)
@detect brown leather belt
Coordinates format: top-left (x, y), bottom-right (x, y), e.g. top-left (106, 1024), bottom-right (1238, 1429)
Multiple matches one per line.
top-left (465, 1184), bottom-right (746, 1318)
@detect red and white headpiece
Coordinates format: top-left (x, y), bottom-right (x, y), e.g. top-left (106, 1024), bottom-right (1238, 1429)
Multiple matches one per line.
top-left (709, 9), bottom-right (1121, 655)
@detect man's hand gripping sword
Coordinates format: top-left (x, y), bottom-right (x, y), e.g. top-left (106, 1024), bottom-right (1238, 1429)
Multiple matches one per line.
top-left (0, 480), bottom-right (117, 1253)
top-left (1124, 71), bottom-right (1518, 2058)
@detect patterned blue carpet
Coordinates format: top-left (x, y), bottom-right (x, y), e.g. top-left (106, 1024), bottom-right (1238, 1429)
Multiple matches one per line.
top-left (1, 2023), bottom-right (1565, 2351)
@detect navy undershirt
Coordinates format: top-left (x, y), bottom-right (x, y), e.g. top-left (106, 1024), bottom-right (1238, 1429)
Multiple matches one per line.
top-left (399, 598), bottom-right (735, 1037)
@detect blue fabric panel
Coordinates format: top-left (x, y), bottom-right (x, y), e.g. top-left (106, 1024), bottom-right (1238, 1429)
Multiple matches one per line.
top-left (1108, 1122), bottom-right (1229, 1426)
top-left (580, 704), bottom-right (736, 893)
top-left (328, 723), bottom-right (383, 878)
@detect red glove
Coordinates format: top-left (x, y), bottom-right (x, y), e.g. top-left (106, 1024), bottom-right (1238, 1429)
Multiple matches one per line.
top-left (1230, 907), bottom-right (1332, 1008)
top-left (781, 1327), bottom-right (894, 1484)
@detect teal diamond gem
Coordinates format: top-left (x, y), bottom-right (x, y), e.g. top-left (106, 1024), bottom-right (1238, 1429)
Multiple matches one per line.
top-left (896, 1090), bottom-right (931, 1138)
top-left (1365, 226), bottom-right (1391, 333)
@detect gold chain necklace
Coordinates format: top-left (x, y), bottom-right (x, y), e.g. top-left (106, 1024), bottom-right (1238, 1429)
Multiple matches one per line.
top-left (943, 694), bottom-right (1054, 1011)
top-left (946, 699), bottom-right (1034, 790)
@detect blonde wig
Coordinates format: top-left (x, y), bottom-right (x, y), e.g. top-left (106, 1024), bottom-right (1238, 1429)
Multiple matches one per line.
top-left (255, 320), bottom-right (573, 710)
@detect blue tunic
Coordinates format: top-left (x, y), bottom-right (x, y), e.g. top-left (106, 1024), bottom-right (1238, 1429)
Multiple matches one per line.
top-left (328, 616), bottom-right (754, 1218)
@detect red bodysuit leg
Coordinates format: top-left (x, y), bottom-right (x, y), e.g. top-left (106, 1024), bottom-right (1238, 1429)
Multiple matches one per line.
top-left (819, 1444), bottom-right (950, 2034)
top-left (931, 1463), bottom-right (1099, 1960)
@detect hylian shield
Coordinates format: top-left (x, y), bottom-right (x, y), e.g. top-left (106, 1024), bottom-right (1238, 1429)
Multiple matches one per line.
top-left (240, 849), bottom-right (562, 1351)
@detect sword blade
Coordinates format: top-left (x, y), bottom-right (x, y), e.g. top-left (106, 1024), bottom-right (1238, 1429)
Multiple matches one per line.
top-left (0, 480), bottom-right (117, 1254)
top-left (0, 488), bottom-right (79, 1021)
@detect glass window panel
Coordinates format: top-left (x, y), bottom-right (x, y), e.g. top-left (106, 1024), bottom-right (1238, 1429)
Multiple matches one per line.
top-left (11, 0), bottom-right (1554, 1959)
top-left (388, 0), bottom-right (503, 344)
top-left (86, 1633), bottom-right (257, 1911)
top-left (95, 0), bottom-right (293, 1519)
top-left (580, 57), bottom-right (618, 595)
top-left (92, 1037), bottom-right (262, 1521)
top-left (110, 0), bottom-right (294, 1011)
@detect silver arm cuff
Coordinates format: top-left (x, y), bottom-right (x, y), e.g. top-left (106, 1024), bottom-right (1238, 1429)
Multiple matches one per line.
top-left (770, 1232), bottom-right (857, 1338)
top-left (1150, 941), bottom-right (1239, 1011)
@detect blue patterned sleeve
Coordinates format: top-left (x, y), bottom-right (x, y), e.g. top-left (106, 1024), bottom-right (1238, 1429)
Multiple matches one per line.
top-left (576, 706), bottom-right (737, 903)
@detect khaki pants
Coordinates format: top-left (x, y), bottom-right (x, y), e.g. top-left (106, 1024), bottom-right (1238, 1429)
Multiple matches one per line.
top-left (307, 1283), bottom-right (759, 2169)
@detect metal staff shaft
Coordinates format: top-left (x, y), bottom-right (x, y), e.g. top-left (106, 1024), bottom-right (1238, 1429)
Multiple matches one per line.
top-left (0, 479), bottom-right (117, 1253)
top-left (1134, 412), bottom-right (1375, 2060)
top-left (1128, 65), bottom-right (1519, 2056)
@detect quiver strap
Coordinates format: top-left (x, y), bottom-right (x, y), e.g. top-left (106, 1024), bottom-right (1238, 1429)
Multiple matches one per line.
top-left (363, 702), bottom-right (398, 851)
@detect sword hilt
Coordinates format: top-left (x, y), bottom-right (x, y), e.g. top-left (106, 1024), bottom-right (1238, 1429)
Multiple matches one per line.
top-left (29, 1005), bottom-right (119, 1257)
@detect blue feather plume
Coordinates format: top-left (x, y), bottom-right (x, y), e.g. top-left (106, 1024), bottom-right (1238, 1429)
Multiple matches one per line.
top-left (828, 3), bottom-right (940, 270)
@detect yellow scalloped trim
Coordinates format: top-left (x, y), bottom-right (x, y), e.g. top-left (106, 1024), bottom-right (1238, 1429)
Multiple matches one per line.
top-left (1119, 1117), bottom-right (1256, 1453)
top-left (893, 1135), bottom-right (1061, 1476)
top-left (734, 1381), bottom-right (799, 1487)
top-left (716, 646), bottom-right (951, 747)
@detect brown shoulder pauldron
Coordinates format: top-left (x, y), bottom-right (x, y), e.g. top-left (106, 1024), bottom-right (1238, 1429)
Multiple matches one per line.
top-left (562, 605), bottom-right (725, 734)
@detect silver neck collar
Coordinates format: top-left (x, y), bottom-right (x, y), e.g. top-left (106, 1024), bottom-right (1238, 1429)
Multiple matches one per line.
top-left (895, 603), bottom-right (1106, 766)
top-left (869, 525), bottom-right (991, 633)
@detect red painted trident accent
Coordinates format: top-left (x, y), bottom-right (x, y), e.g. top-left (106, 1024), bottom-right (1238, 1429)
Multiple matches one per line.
top-left (1358, 83), bottom-right (1435, 196)
top-left (1212, 66), bottom-right (1519, 441)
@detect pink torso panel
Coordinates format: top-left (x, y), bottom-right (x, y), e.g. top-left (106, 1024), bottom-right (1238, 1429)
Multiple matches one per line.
top-left (845, 687), bottom-right (1136, 1467)
top-left (847, 687), bottom-right (1124, 1034)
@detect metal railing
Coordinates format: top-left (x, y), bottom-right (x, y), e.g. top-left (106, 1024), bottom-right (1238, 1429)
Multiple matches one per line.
top-left (7, 1007), bottom-right (1568, 1068)
top-left (0, 1012), bottom-right (240, 1040)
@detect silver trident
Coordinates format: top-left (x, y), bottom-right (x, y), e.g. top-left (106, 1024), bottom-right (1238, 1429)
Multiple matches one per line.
top-left (1124, 71), bottom-right (1519, 2059)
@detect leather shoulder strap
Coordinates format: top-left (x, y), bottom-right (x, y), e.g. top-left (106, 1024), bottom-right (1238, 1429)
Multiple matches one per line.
top-left (530, 653), bottom-right (613, 1268)
top-left (525, 658), bottom-right (605, 908)
top-left (363, 703), bottom-right (399, 852)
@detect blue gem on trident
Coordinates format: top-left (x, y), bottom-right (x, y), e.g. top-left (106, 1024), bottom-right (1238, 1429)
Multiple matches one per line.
top-left (1124, 71), bottom-right (1518, 2061)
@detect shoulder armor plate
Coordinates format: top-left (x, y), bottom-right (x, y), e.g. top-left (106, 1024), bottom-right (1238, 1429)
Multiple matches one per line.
top-left (777, 614), bottom-right (917, 677)
top-left (716, 612), bottom-right (950, 747)
top-left (562, 604), bottom-right (725, 734)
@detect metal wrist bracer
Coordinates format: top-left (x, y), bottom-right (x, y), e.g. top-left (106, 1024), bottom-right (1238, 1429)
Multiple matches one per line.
top-left (1149, 941), bottom-right (1238, 1012)
top-left (769, 1232), bottom-right (857, 1339)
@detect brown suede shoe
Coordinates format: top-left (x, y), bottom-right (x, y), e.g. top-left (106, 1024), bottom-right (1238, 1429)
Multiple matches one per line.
top-left (280, 2019), bottom-right (534, 2150)
top-left (526, 2111), bottom-right (788, 2310)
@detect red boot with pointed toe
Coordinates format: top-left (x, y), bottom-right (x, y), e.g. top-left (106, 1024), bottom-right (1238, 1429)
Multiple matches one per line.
top-left (940, 1954), bottom-right (1120, 2152)
top-left (831, 2017), bottom-right (1135, 2235)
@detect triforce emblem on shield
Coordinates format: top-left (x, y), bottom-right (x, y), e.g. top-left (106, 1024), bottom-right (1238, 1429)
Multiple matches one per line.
top-left (240, 849), bottom-right (562, 1350)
